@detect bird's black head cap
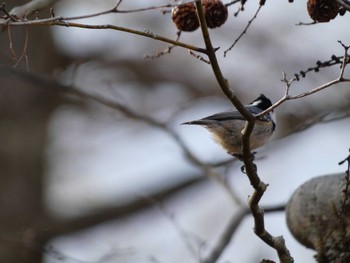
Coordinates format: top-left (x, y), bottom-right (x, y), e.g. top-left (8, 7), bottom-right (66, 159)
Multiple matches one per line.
top-left (250, 94), bottom-right (272, 110)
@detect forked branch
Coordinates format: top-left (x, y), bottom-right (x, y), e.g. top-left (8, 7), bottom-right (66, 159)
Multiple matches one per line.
top-left (194, 1), bottom-right (293, 262)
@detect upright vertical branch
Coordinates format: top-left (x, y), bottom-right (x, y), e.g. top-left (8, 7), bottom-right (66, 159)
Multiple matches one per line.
top-left (194, 1), bottom-right (293, 262)
top-left (194, 1), bottom-right (256, 164)
top-left (194, 1), bottom-right (249, 119)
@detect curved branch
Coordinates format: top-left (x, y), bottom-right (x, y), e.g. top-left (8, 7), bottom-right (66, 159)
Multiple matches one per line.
top-left (1, 19), bottom-right (206, 54)
top-left (203, 209), bottom-right (249, 263)
top-left (0, 61), bottom-right (242, 207)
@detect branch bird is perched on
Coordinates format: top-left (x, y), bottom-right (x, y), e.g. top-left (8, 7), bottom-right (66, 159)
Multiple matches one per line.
top-left (182, 94), bottom-right (275, 156)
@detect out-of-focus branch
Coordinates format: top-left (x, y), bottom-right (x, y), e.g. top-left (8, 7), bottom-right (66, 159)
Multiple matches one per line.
top-left (8, 0), bottom-right (60, 18)
top-left (2, 1), bottom-right (177, 20)
top-left (71, 84), bottom-right (242, 206)
top-left (203, 209), bottom-right (249, 263)
top-left (0, 60), bottom-right (243, 207)
top-left (203, 203), bottom-right (285, 263)
top-left (39, 176), bottom-right (207, 242)
top-left (0, 63), bottom-right (251, 261)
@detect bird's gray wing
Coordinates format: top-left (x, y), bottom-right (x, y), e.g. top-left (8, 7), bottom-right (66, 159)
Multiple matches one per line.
top-left (201, 110), bottom-right (245, 121)
top-left (202, 105), bottom-right (265, 121)
top-left (182, 106), bottom-right (269, 125)
top-left (183, 110), bottom-right (245, 125)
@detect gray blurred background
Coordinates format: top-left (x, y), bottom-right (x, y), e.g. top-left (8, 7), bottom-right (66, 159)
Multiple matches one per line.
top-left (1, 1), bottom-right (350, 262)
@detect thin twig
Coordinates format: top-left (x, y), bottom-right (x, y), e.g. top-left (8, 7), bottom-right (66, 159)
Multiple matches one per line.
top-left (144, 196), bottom-right (203, 261)
top-left (295, 21), bottom-right (316, 26)
top-left (7, 25), bottom-right (17, 60)
top-left (5, 1), bottom-right (176, 21)
top-left (224, 4), bottom-right (263, 57)
top-left (257, 42), bottom-right (350, 118)
top-left (144, 31), bottom-right (182, 59)
top-left (113, 3), bottom-right (176, 13)
top-left (189, 50), bottom-right (211, 64)
top-left (234, 0), bottom-right (247, 16)
top-left (0, 3), bottom-right (17, 21)
top-left (291, 54), bottom-right (347, 81)
top-left (203, 209), bottom-right (249, 263)
top-left (20, 20), bottom-right (207, 54)
top-left (1, 3), bottom-right (205, 54)
top-left (225, 0), bottom-right (241, 7)
top-left (13, 25), bottom-right (30, 70)
top-left (112, 0), bottom-right (124, 10)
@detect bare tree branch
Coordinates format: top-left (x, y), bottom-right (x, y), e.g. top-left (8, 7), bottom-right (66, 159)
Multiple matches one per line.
top-left (257, 41), bottom-right (350, 118)
top-left (203, 209), bottom-right (248, 263)
top-left (335, 0), bottom-right (350, 11)
top-left (224, 4), bottom-right (263, 57)
top-left (194, 1), bottom-right (294, 262)
top-left (1, 2), bottom-right (206, 53)
top-left (0, 60), bottom-right (245, 223)
top-left (2, 19), bottom-right (206, 53)
top-left (203, 202), bottom-right (286, 263)
top-left (39, 176), bottom-right (207, 242)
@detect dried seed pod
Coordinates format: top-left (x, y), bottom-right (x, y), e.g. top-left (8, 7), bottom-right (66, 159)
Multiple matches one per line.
top-left (172, 3), bottom-right (199, 32)
top-left (203, 0), bottom-right (228, 28)
top-left (307, 0), bottom-right (340, 22)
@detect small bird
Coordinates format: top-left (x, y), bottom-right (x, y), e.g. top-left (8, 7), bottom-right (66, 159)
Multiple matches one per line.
top-left (182, 94), bottom-right (275, 156)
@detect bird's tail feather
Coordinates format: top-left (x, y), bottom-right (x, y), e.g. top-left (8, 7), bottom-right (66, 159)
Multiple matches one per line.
top-left (181, 120), bottom-right (212, 125)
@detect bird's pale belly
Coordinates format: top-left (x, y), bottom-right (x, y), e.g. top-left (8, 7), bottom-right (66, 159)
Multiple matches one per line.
top-left (206, 120), bottom-right (273, 154)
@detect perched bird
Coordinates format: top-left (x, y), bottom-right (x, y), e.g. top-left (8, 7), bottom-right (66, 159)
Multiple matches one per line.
top-left (182, 94), bottom-right (275, 156)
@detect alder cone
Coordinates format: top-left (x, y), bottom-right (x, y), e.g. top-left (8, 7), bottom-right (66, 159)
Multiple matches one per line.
top-left (307, 0), bottom-right (340, 22)
top-left (172, 3), bottom-right (199, 32)
top-left (203, 0), bottom-right (228, 28)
